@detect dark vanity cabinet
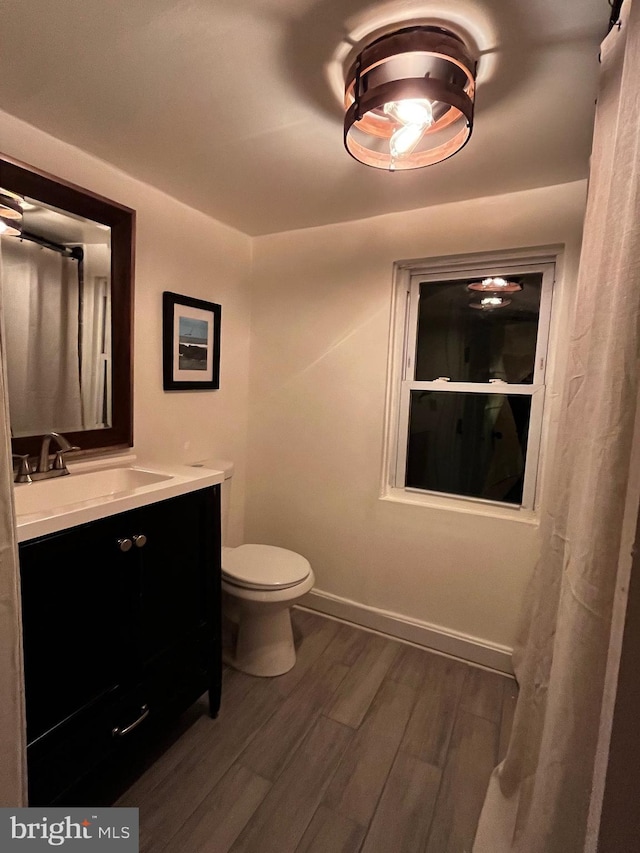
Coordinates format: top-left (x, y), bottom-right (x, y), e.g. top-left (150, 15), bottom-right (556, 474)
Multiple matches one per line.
top-left (18, 485), bottom-right (221, 805)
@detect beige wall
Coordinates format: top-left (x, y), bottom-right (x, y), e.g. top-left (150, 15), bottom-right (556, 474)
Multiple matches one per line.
top-left (246, 181), bottom-right (587, 653)
top-left (0, 110), bottom-right (253, 544)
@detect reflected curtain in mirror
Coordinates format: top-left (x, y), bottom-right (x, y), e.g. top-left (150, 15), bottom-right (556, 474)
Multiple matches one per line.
top-left (2, 238), bottom-right (84, 436)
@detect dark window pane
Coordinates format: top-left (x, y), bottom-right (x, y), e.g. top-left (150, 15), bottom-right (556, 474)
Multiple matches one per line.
top-left (405, 391), bottom-right (532, 504)
top-left (415, 273), bottom-right (543, 383)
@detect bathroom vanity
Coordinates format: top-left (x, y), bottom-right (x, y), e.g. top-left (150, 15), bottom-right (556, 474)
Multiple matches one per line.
top-left (14, 458), bottom-right (224, 806)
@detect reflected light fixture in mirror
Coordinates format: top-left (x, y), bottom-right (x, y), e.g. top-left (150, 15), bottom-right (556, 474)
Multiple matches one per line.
top-left (343, 25), bottom-right (476, 171)
top-left (469, 295), bottom-right (511, 310)
top-left (0, 153), bottom-right (135, 458)
top-left (467, 277), bottom-right (523, 293)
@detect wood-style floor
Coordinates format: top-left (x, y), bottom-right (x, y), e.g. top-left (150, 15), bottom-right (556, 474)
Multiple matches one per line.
top-left (116, 609), bottom-right (517, 852)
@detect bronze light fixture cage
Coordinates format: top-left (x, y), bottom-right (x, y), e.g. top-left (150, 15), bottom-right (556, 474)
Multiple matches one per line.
top-left (344, 26), bottom-right (477, 171)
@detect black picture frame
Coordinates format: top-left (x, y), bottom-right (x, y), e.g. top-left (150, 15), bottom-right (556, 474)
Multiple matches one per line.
top-left (162, 291), bottom-right (221, 391)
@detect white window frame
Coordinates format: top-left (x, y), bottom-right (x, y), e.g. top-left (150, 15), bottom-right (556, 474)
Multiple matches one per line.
top-left (384, 249), bottom-right (558, 514)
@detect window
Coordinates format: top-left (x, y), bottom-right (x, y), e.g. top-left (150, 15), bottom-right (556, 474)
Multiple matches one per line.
top-left (390, 254), bottom-right (555, 510)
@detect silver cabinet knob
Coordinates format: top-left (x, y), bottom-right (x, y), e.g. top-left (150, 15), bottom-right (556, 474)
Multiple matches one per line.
top-left (118, 538), bottom-right (133, 552)
top-left (133, 534), bottom-right (147, 548)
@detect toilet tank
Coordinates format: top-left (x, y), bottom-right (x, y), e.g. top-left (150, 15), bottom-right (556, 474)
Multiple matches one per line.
top-left (192, 459), bottom-right (233, 546)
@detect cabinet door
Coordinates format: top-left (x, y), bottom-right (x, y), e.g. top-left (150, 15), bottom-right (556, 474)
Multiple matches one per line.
top-left (128, 487), bottom-right (220, 668)
top-left (19, 515), bottom-right (132, 744)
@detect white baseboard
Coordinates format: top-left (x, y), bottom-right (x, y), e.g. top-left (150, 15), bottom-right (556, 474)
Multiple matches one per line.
top-left (299, 588), bottom-right (514, 675)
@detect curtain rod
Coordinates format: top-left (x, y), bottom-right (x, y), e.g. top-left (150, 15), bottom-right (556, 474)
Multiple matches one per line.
top-left (19, 230), bottom-right (84, 261)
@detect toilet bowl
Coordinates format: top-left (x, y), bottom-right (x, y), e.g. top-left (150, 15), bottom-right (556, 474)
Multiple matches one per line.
top-left (222, 544), bottom-right (315, 676)
top-left (193, 459), bottom-right (314, 677)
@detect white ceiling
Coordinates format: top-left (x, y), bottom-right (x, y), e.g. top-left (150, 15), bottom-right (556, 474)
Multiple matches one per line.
top-left (0, 0), bottom-right (608, 236)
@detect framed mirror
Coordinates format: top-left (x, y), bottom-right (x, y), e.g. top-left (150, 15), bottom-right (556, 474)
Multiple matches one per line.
top-left (0, 154), bottom-right (134, 457)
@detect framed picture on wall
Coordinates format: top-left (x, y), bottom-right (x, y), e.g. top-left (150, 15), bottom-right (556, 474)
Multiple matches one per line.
top-left (162, 291), bottom-right (221, 390)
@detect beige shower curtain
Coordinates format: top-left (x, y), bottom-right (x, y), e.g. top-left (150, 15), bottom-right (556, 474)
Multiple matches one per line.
top-left (0, 240), bottom-right (27, 806)
top-left (474, 1), bottom-right (640, 849)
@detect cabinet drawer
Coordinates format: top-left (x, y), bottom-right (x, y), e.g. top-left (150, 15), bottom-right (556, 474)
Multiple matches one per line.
top-left (29, 640), bottom-right (217, 805)
top-left (27, 691), bottom-right (125, 805)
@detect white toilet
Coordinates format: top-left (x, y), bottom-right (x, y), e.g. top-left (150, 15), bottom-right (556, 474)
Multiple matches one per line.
top-left (222, 544), bottom-right (314, 676)
top-left (198, 460), bottom-right (315, 677)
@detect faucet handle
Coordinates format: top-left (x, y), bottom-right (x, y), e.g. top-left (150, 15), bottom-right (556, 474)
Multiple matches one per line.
top-left (12, 453), bottom-right (33, 484)
top-left (53, 446), bottom-right (80, 471)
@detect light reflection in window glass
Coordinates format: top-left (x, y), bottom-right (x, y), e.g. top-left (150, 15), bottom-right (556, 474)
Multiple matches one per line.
top-left (415, 273), bottom-right (543, 383)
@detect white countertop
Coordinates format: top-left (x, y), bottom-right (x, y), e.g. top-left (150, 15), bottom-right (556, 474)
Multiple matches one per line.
top-left (13, 454), bottom-right (224, 543)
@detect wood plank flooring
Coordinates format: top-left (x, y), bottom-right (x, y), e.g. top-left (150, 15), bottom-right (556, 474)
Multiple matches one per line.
top-left (116, 609), bottom-right (517, 852)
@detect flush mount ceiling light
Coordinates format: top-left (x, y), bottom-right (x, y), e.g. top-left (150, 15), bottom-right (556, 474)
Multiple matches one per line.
top-left (0, 188), bottom-right (23, 237)
top-left (467, 277), bottom-right (523, 293)
top-left (343, 25), bottom-right (476, 171)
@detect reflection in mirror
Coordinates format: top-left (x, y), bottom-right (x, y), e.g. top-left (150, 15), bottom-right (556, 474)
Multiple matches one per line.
top-left (2, 199), bottom-right (112, 437)
top-left (0, 154), bottom-right (134, 457)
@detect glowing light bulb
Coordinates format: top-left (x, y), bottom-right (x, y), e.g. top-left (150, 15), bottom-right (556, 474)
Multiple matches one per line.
top-left (384, 99), bottom-right (433, 127)
top-left (383, 99), bottom-right (434, 165)
top-left (390, 123), bottom-right (426, 158)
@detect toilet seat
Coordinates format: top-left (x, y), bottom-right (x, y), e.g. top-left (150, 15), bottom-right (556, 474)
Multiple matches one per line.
top-left (222, 544), bottom-right (311, 591)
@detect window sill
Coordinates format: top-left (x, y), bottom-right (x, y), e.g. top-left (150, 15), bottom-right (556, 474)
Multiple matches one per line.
top-left (380, 487), bottom-right (540, 525)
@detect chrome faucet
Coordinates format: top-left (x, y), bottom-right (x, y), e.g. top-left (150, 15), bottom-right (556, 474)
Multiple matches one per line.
top-left (12, 433), bottom-right (80, 484)
top-left (37, 432), bottom-right (74, 473)
top-left (30, 432), bottom-right (79, 480)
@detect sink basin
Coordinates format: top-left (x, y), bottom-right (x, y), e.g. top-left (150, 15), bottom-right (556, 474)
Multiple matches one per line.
top-left (13, 457), bottom-right (225, 543)
top-left (14, 466), bottom-right (173, 518)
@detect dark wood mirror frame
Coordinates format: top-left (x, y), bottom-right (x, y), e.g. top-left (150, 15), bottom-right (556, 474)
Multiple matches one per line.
top-left (1, 153), bottom-right (135, 456)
